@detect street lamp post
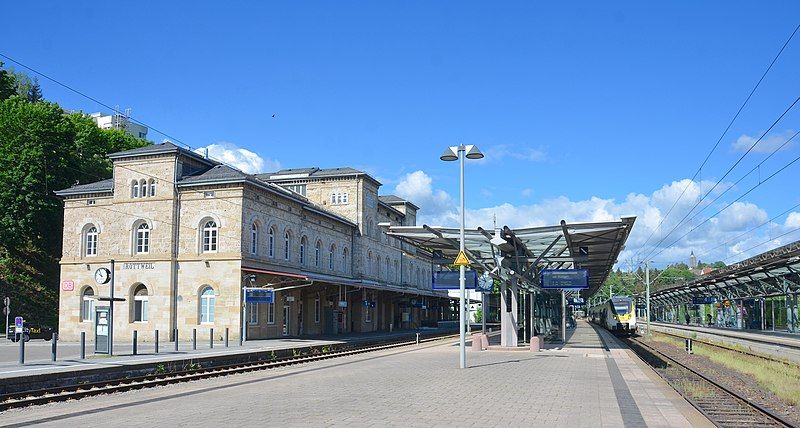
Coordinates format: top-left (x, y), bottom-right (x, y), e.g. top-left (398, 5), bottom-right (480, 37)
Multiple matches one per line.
top-left (441, 144), bottom-right (483, 369)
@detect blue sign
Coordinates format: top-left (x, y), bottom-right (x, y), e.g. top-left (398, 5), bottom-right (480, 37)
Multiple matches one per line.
top-left (692, 296), bottom-right (716, 305)
top-left (433, 270), bottom-right (478, 290)
top-left (540, 269), bottom-right (589, 289)
top-left (245, 288), bottom-right (274, 304)
top-left (14, 316), bottom-right (23, 330)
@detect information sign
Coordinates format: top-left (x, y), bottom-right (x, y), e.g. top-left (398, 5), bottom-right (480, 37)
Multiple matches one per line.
top-left (692, 296), bottom-right (717, 305)
top-left (245, 288), bottom-right (274, 304)
top-left (540, 269), bottom-right (589, 289)
top-left (61, 280), bottom-right (74, 291)
top-left (14, 316), bottom-right (23, 333)
top-left (432, 270), bottom-right (478, 290)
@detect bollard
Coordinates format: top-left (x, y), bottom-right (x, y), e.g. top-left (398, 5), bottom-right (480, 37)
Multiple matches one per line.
top-left (192, 328), bottom-right (197, 350)
top-left (225, 328), bottom-right (229, 348)
top-left (685, 338), bottom-right (693, 354)
top-left (133, 330), bottom-right (138, 355)
top-left (416, 332), bottom-right (420, 345)
top-left (80, 331), bottom-right (86, 359)
top-left (51, 332), bottom-right (58, 362)
top-left (210, 328), bottom-right (214, 349)
top-left (154, 330), bottom-right (159, 354)
top-left (174, 329), bottom-right (179, 351)
top-left (18, 333), bottom-right (25, 365)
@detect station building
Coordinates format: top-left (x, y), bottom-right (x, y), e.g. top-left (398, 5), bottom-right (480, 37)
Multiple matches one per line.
top-left (55, 143), bottom-right (451, 342)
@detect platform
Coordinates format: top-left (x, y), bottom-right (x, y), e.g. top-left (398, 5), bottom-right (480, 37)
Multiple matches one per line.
top-left (649, 322), bottom-right (800, 363)
top-left (0, 328), bottom-right (452, 381)
top-left (0, 321), bottom-right (711, 427)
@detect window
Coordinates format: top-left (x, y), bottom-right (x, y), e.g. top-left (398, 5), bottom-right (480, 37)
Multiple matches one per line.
top-left (268, 227), bottom-right (275, 257)
top-left (203, 191), bottom-right (215, 198)
top-left (284, 231), bottom-right (291, 260)
top-left (300, 236), bottom-right (307, 264)
top-left (148, 179), bottom-right (156, 197)
top-left (139, 179), bottom-right (147, 198)
top-left (133, 284), bottom-right (148, 322)
top-left (85, 226), bottom-right (98, 257)
top-left (267, 302), bottom-right (275, 324)
top-left (342, 248), bottom-right (348, 273)
top-left (81, 287), bottom-right (95, 322)
top-left (314, 298), bottom-right (320, 323)
top-left (135, 223), bottom-right (150, 254)
top-left (87, 199), bottom-right (96, 205)
top-left (131, 180), bottom-right (139, 198)
top-left (284, 184), bottom-right (306, 196)
top-left (367, 252), bottom-right (373, 276)
top-left (248, 302), bottom-right (258, 324)
top-left (329, 244), bottom-right (335, 270)
top-left (202, 220), bottom-right (218, 252)
top-left (386, 258), bottom-right (390, 280)
top-left (200, 286), bottom-right (215, 323)
top-left (395, 261), bottom-right (400, 283)
top-left (250, 223), bottom-right (258, 255)
top-left (330, 192), bottom-right (349, 205)
top-left (315, 241), bottom-right (321, 267)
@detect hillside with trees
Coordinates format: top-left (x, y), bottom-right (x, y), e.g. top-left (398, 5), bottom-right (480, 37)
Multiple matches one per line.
top-left (595, 260), bottom-right (727, 302)
top-left (0, 63), bottom-right (149, 327)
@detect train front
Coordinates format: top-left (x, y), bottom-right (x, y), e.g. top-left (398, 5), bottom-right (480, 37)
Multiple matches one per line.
top-left (610, 297), bottom-right (635, 334)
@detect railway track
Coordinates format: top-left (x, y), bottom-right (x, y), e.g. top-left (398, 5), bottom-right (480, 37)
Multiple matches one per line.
top-left (650, 329), bottom-right (795, 366)
top-left (0, 332), bottom-right (458, 412)
top-left (625, 335), bottom-right (795, 428)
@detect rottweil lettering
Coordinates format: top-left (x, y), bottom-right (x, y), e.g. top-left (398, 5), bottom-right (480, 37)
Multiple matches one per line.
top-left (122, 262), bottom-right (155, 270)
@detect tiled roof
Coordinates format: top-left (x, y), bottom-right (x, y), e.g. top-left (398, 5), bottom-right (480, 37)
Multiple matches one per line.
top-left (379, 195), bottom-right (419, 210)
top-left (178, 164), bottom-right (249, 184)
top-left (55, 178), bottom-right (114, 196)
top-left (260, 167), bottom-right (380, 184)
top-left (108, 142), bottom-right (217, 166)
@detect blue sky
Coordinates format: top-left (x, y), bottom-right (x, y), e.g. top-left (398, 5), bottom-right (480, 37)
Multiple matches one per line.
top-left (3, 1), bottom-right (800, 266)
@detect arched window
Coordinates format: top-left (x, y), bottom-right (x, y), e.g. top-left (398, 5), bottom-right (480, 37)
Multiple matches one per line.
top-left (386, 258), bottom-right (390, 280)
top-left (315, 241), bottom-right (321, 267)
top-left (329, 244), bottom-right (336, 270)
top-left (375, 256), bottom-right (381, 278)
top-left (139, 179), bottom-right (147, 198)
top-left (148, 179), bottom-right (156, 197)
top-left (394, 260), bottom-right (399, 283)
top-left (268, 227), bottom-right (275, 258)
top-left (81, 287), bottom-right (95, 322)
top-left (200, 286), bottom-right (215, 324)
top-left (131, 180), bottom-right (139, 198)
top-left (367, 251), bottom-right (373, 276)
top-left (85, 226), bottom-right (98, 257)
top-left (364, 221), bottom-right (371, 237)
top-left (133, 284), bottom-right (148, 322)
top-left (300, 236), bottom-right (307, 264)
top-left (135, 223), bottom-right (150, 254)
top-left (342, 248), bottom-right (349, 273)
top-left (250, 223), bottom-right (258, 255)
top-left (284, 231), bottom-right (291, 261)
top-left (202, 220), bottom-right (218, 252)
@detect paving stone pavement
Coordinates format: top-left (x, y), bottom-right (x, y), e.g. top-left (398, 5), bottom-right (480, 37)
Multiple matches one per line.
top-left (0, 321), bottom-right (712, 428)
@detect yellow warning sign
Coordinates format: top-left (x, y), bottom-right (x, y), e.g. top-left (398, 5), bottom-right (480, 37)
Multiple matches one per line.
top-left (453, 251), bottom-right (470, 266)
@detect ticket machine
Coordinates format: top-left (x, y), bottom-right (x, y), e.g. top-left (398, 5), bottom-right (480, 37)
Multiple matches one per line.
top-left (95, 306), bottom-right (110, 354)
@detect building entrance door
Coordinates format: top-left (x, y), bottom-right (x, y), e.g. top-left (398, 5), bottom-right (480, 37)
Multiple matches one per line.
top-left (282, 305), bottom-right (290, 336)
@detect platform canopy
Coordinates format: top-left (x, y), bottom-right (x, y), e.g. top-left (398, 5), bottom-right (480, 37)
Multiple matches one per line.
top-left (651, 240), bottom-right (800, 305)
top-left (386, 217), bottom-right (635, 297)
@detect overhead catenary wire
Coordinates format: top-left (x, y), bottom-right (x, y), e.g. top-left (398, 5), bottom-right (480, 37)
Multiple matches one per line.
top-left (641, 94), bottom-right (800, 262)
top-left (636, 22), bottom-right (800, 260)
top-left (647, 145), bottom-right (800, 261)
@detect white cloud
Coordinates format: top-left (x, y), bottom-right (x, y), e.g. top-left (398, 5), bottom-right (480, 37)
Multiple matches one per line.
top-left (521, 188), bottom-right (533, 197)
top-left (396, 172), bottom-right (796, 267)
top-left (732, 129), bottom-right (796, 153)
top-left (195, 142), bottom-right (280, 174)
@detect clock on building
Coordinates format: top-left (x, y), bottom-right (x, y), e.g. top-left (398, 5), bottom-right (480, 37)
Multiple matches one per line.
top-left (94, 267), bottom-right (112, 284)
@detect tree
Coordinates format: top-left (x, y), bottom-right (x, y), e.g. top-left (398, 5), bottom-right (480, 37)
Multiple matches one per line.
top-left (26, 79), bottom-right (43, 102)
top-left (0, 62), bottom-right (16, 100)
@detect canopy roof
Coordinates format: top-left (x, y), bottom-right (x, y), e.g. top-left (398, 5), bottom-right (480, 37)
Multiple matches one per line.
top-left (386, 217), bottom-right (635, 297)
top-left (651, 240), bottom-right (800, 304)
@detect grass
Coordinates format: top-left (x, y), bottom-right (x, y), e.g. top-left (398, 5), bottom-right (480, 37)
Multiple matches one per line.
top-left (672, 378), bottom-right (713, 398)
top-left (651, 332), bottom-right (800, 406)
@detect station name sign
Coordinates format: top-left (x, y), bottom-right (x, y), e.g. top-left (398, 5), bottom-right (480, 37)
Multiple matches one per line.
top-left (540, 269), bottom-right (589, 289)
top-left (692, 296), bottom-right (717, 305)
top-left (245, 288), bottom-right (274, 304)
top-left (122, 262), bottom-right (155, 270)
top-left (432, 270), bottom-right (478, 290)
